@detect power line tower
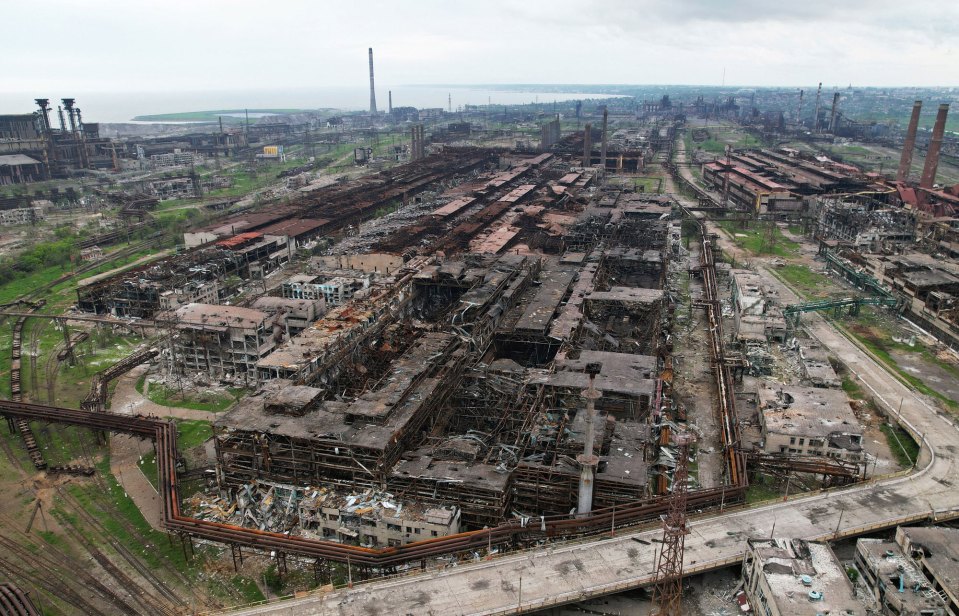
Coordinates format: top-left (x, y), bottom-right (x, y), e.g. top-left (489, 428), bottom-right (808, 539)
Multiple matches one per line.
top-left (650, 432), bottom-right (695, 616)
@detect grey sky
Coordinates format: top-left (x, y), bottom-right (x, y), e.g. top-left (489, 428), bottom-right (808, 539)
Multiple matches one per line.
top-left (3, 0), bottom-right (957, 93)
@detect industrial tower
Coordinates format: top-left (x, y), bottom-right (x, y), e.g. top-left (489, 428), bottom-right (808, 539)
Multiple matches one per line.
top-left (368, 47), bottom-right (377, 115)
top-left (650, 432), bottom-right (695, 616)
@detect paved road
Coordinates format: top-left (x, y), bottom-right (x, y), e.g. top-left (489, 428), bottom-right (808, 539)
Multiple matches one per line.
top-left (224, 245), bottom-right (959, 616)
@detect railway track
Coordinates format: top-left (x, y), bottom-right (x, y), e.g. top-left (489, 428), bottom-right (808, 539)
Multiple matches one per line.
top-left (10, 300), bottom-right (47, 470)
top-left (57, 488), bottom-right (182, 616)
top-left (0, 529), bottom-right (134, 616)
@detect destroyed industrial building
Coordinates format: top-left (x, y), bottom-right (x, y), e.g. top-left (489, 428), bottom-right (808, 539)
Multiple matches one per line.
top-left (75, 139), bottom-right (722, 541)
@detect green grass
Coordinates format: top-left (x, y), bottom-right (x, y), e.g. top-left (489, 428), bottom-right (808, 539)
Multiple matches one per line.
top-left (775, 264), bottom-right (832, 300)
top-left (0, 263), bottom-right (70, 304)
top-left (177, 419), bottom-right (213, 449)
top-left (140, 450), bottom-right (158, 489)
top-left (66, 458), bottom-right (191, 571)
top-left (880, 423), bottom-right (920, 468)
top-left (137, 377), bottom-right (243, 412)
top-left (843, 315), bottom-right (959, 410)
top-left (230, 576), bottom-right (266, 603)
top-left (841, 376), bottom-right (865, 399)
top-left (631, 177), bottom-right (663, 193)
top-left (717, 220), bottom-right (800, 258)
top-left (746, 476), bottom-right (781, 503)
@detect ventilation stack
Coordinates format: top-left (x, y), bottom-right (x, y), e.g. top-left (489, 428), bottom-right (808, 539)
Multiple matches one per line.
top-left (896, 100), bottom-right (923, 182)
top-left (600, 108), bottom-right (609, 170)
top-left (388, 90), bottom-right (392, 115)
top-left (813, 83), bottom-right (822, 132)
top-left (34, 99), bottom-right (51, 133)
top-left (796, 90), bottom-right (804, 126)
top-left (920, 103), bottom-right (950, 190)
top-left (368, 47), bottom-right (377, 115)
top-left (582, 123), bottom-right (592, 167)
top-left (828, 92), bottom-right (840, 133)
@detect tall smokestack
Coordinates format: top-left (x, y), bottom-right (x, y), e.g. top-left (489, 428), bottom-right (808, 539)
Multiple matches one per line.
top-left (582, 123), bottom-right (592, 167)
top-left (368, 47), bottom-right (377, 115)
top-left (797, 90), bottom-right (804, 126)
top-left (920, 103), bottom-right (950, 190)
top-left (813, 83), bottom-right (822, 132)
top-left (828, 92), bottom-right (840, 133)
top-left (896, 100), bottom-right (922, 183)
top-left (388, 90), bottom-right (392, 115)
top-left (600, 108), bottom-right (609, 169)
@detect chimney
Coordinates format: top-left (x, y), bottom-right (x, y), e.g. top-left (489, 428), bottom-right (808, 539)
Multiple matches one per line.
top-left (796, 90), bottom-right (804, 126)
top-left (600, 107), bottom-right (609, 170)
top-left (920, 103), bottom-right (950, 190)
top-left (828, 92), bottom-right (840, 133)
top-left (35, 99), bottom-right (50, 133)
top-left (388, 90), bottom-right (392, 115)
top-left (896, 100), bottom-right (922, 183)
top-left (813, 83), bottom-right (822, 132)
top-left (582, 123), bottom-right (592, 167)
top-left (62, 98), bottom-right (77, 134)
top-left (368, 48), bottom-right (377, 115)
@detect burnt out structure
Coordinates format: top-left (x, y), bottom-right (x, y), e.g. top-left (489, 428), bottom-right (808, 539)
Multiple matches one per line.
top-left (0, 98), bottom-right (117, 181)
top-left (202, 150), bottom-right (707, 533)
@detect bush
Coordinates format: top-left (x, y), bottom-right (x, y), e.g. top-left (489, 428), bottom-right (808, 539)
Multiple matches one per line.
top-left (264, 563), bottom-right (283, 594)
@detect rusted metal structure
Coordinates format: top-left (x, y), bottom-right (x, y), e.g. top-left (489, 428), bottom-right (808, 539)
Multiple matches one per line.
top-left (651, 432), bottom-right (695, 616)
top-left (81, 346), bottom-right (159, 413)
top-left (8, 299), bottom-right (47, 470)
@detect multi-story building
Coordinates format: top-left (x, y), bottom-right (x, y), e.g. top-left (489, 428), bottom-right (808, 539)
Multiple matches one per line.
top-left (298, 491), bottom-right (460, 547)
top-left (757, 381), bottom-right (864, 462)
top-left (169, 303), bottom-right (276, 384)
top-left (742, 538), bottom-right (862, 616)
top-left (855, 537), bottom-right (948, 615)
top-left (731, 269), bottom-right (787, 342)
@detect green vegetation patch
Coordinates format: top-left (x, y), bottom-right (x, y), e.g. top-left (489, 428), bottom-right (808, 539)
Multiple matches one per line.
top-left (844, 314), bottom-right (959, 410)
top-left (880, 423), bottom-right (920, 468)
top-left (137, 377), bottom-right (243, 412)
top-left (746, 475), bottom-right (781, 503)
top-left (775, 264), bottom-right (832, 300)
top-left (717, 220), bottom-right (800, 258)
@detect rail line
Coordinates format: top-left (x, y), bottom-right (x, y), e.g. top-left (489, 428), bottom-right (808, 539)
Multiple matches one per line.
top-left (57, 487), bottom-right (185, 614)
top-left (0, 399), bottom-right (747, 569)
top-left (0, 528), bottom-right (133, 616)
top-left (9, 300), bottom-right (47, 470)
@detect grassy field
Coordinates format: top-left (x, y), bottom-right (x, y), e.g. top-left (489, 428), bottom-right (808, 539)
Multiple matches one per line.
top-left (136, 374), bottom-right (244, 412)
top-left (843, 308), bottom-right (959, 410)
top-left (774, 264), bottom-right (833, 300)
top-left (717, 220), bottom-right (800, 258)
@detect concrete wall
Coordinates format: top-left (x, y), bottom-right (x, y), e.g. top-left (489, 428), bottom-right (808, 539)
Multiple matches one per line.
top-left (313, 253), bottom-right (405, 274)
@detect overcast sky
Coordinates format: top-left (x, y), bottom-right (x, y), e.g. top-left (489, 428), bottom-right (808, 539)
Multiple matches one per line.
top-left (3, 0), bottom-right (957, 93)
